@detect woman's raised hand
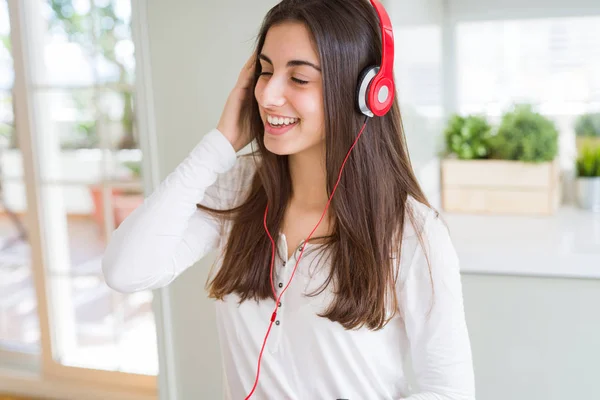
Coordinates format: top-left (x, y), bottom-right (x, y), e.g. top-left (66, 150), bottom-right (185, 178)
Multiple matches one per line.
top-left (217, 53), bottom-right (257, 152)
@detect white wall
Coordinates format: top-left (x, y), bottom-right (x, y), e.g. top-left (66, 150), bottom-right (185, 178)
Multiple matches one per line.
top-left (389, 0), bottom-right (442, 25)
top-left (448, 0), bottom-right (600, 20)
top-left (144, 1), bottom-right (278, 398)
top-left (388, 0), bottom-right (445, 203)
top-left (462, 274), bottom-right (600, 399)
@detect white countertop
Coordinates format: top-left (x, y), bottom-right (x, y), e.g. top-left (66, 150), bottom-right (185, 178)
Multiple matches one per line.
top-left (443, 207), bottom-right (600, 280)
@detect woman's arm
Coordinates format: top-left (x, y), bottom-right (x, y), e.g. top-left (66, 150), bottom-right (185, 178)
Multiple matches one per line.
top-left (101, 129), bottom-right (247, 293)
top-left (399, 210), bottom-right (476, 400)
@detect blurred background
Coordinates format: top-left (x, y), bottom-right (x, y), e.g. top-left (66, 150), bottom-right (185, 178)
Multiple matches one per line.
top-left (0, 0), bottom-right (598, 399)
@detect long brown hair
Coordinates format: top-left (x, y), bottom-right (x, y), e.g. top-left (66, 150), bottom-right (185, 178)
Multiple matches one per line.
top-left (200, 0), bottom-right (432, 330)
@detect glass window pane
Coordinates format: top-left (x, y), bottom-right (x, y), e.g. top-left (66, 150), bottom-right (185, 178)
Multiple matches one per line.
top-left (0, 126), bottom-right (40, 352)
top-left (37, 1), bottom-right (135, 86)
top-left (0, 0), bottom-right (39, 353)
top-left (48, 276), bottom-right (157, 375)
top-left (118, 292), bottom-right (158, 375)
top-left (57, 275), bottom-right (121, 371)
top-left (33, 89), bottom-right (141, 186)
top-left (42, 184), bottom-right (143, 277)
top-left (34, 89), bottom-right (103, 185)
top-left (0, 0), bottom-right (13, 90)
top-left (40, 184), bottom-right (151, 374)
top-left (36, 0), bottom-right (95, 86)
top-left (394, 25), bottom-right (443, 116)
top-left (394, 25), bottom-right (444, 172)
top-left (0, 198), bottom-right (40, 351)
top-left (28, 0), bottom-right (156, 377)
top-left (93, 0), bottom-right (135, 84)
top-left (0, 91), bottom-right (15, 152)
top-left (37, 89), bottom-right (98, 151)
top-left (97, 90), bottom-right (138, 150)
top-left (457, 16), bottom-right (600, 117)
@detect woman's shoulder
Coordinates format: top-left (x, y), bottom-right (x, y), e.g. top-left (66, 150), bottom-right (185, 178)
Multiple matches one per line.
top-left (399, 195), bottom-right (456, 272)
top-left (402, 195), bottom-right (440, 240)
top-left (227, 151), bottom-right (260, 187)
top-left (398, 195), bottom-right (455, 263)
top-left (200, 149), bottom-right (261, 210)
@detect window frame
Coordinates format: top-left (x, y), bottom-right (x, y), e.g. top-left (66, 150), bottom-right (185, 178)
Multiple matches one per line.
top-left (1, 0), bottom-right (161, 397)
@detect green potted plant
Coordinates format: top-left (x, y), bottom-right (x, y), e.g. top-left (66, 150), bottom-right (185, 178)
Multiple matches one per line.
top-left (443, 114), bottom-right (492, 160)
top-left (490, 104), bottom-right (559, 163)
top-left (575, 112), bottom-right (600, 153)
top-left (441, 104), bottom-right (561, 215)
top-left (575, 144), bottom-right (600, 212)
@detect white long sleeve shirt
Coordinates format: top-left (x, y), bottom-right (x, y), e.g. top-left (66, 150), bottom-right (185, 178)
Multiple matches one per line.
top-left (102, 129), bottom-right (476, 400)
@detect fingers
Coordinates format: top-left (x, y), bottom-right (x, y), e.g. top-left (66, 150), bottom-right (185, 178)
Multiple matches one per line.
top-left (245, 53), bottom-right (256, 70)
top-left (237, 52), bottom-right (257, 89)
top-left (243, 49), bottom-right (257, 72)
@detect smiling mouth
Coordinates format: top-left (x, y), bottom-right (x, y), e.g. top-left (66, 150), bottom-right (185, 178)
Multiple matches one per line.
top-left (266, 115), bottom-right (300, 127)
top-left (264, 116), bottom-right (300, 136)
top-left (266, 119), bottom-right (300, 128)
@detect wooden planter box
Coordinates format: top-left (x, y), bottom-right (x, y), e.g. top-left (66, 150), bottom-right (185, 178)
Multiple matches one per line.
top-left (441, 158), bottom-right (561, 215)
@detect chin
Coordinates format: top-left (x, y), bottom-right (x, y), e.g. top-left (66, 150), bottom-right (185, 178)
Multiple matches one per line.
top-left (264, 137), bottom-right (295, 156)
top-left (264, 136), bottom-right (324, 157)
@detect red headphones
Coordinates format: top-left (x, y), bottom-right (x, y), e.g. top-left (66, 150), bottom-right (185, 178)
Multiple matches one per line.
top-left (245, 2), bottom-right (395, 398)
top-left (357, 0), bottom-right (395, 117)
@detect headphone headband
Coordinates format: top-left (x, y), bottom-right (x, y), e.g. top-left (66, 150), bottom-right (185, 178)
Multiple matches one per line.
top-left (357, 0), bottom-right (395, 117)
top-left (369, 0), bottom-right (394, 81)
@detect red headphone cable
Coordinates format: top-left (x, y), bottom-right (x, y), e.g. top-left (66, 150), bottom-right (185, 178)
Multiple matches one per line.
top-left (244, 116), bottom-right (370, 399)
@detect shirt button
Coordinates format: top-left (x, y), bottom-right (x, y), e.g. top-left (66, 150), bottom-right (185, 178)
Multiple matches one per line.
top-left (278, 283), bottom-right (283, 288)
top-left (283, 261), bottom-right (286, 266)
top-left (278, 302), bottom-right (282, 307)
top-left (275, 320), bottom-right (280, 325)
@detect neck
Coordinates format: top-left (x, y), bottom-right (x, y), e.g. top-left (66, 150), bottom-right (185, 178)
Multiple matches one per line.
top-left (288, 144), bottom-right (328, 210)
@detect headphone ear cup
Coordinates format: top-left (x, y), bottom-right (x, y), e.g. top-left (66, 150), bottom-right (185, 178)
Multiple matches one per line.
top-left (356, 66), bottom-right (379, 117)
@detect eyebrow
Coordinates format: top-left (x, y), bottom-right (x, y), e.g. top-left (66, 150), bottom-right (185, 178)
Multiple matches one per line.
top-left (259, 54), bottom-right (322, 72)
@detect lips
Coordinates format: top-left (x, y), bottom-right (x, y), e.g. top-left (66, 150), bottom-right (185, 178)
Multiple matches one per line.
top-left (264, 119), bottom-right (299, 136)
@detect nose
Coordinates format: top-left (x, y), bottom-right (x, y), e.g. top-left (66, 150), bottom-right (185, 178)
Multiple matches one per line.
top-left (258, 74), bottom-right (286, 108)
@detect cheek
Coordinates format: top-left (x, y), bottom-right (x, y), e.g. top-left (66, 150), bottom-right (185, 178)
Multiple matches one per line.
top-left (296, 91), bottom-right (324, 121)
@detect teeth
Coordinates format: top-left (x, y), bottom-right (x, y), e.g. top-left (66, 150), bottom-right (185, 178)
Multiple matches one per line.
top-left (267, 115), bottom-right (298, 126)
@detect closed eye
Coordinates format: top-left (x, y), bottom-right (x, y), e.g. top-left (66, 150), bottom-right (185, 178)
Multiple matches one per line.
top-left (259, 72), bottom-right (309, 85)
top-left (291, 77), bottom-right (309, 85)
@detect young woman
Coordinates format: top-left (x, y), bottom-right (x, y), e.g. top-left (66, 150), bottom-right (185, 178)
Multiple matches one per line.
top-left (102, 0), bottom-right (475, 399)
